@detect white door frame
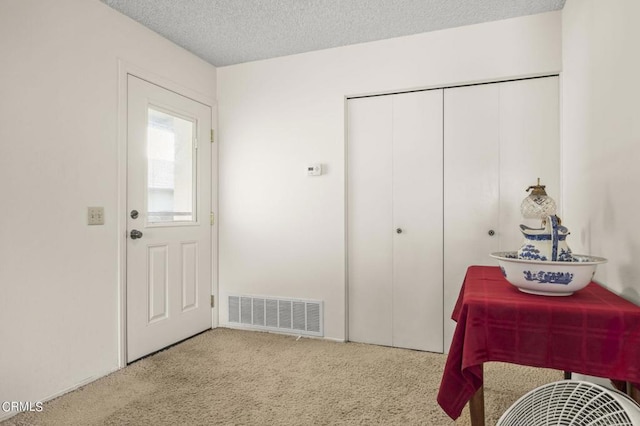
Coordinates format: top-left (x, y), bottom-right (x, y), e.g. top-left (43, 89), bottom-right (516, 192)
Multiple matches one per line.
top-left (117, 60), bottom-right (218, 367)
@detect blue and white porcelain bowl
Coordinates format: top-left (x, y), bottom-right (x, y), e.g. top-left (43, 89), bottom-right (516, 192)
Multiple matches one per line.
top-left (490, 251), bottom-right (607, 296)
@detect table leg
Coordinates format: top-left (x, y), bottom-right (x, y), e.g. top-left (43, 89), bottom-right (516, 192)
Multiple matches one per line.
top-left (469, 386), bottom-right (485, 426)
top-left (627, 383), bottom-right (640, 405)
top-left (611, 379), bottom-right (626, 393)
top-left (610, 380), bottom-right (640, 405)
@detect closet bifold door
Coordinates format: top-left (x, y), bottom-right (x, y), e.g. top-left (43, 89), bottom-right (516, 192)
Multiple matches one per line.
top-left (347, 95), bottom-right (394, 347)
top-left (391, 90), bottom-right (443, 353)
top-left (347, 90), bottom-right (444, 352)
top-left (443, 84), bottom-right (501, 352)
top-left (442, 77), bottom-right (560, 352)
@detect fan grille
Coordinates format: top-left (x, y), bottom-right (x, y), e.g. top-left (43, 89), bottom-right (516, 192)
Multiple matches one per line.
top-left (498, 381), bottom-right (636, 426)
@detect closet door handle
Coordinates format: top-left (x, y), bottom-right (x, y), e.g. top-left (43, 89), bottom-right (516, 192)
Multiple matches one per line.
top-left (396, 228), bottom-right (403, 234)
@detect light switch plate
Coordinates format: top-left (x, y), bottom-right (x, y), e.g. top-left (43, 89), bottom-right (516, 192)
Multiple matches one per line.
top-left (88, 207), bottom-right (104, 225)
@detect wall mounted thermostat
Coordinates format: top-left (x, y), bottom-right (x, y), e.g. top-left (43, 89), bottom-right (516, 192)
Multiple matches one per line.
top-left (307, 164), bottom-right (322, 176)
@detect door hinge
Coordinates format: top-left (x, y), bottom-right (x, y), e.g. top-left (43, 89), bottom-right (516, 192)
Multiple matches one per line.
top-left (210, 129), bottom-right (214, 143)
top-left (210, 295), bottom-right (215, 308)
top-left (210, 212), bottom-right (215, 225)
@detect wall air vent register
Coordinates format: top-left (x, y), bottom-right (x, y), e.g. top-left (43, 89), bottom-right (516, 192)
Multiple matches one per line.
top-left (227, 295), bottom-right (323, 337)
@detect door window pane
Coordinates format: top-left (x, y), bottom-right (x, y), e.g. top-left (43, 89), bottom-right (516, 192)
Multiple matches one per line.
top-left (147, 107), bottom-right (196, 223)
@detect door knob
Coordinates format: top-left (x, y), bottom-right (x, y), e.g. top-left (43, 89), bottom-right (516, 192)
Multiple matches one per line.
top-left (130, 229), bottom-right (143, 240)
top-left (488, 230), bottom-right (495, 236)
top-left (130, 209), bottom-right (139, 219)
top-left (396, 228), bottom-right (403, 234)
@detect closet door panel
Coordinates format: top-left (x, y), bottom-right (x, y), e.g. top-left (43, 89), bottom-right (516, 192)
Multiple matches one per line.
top-left (443, 77), bottom-right (560, 353)
top-left (392, 90), bottom-right (444, 352)
top-left (443, 85), bottom-right (501, 352)
top-left (347, 96), bottom-right (394, 346)
top-left (499, 77), bottom-right (561, 251)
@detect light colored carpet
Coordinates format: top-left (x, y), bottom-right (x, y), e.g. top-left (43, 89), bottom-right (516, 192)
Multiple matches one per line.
top-left (3, 328), bottom-right (561, 425)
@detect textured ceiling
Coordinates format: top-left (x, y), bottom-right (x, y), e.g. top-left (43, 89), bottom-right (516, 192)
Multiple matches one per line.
top-left (101, 0), bottom-right (565, 67)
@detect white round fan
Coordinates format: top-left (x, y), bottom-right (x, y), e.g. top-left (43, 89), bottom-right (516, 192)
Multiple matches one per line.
top-left (497, 380), bottom-right (640, 426)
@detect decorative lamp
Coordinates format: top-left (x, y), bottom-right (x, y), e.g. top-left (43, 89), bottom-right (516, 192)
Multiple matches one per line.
top-left (520, 178), bottom-right (557, 220)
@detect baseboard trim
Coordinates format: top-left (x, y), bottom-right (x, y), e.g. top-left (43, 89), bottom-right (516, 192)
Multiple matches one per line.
top-left (219, 324), bottom-right (344, 343)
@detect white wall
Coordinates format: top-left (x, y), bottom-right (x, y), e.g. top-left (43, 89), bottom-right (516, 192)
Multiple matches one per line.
top-left (0, 0), bottom-right (216, 417)
top-left (562, 0), bottom-right (640, 303)
top-left (217, 12), bottom-right (562, 340)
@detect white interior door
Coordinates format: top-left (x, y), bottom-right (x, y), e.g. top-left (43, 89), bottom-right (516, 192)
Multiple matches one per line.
top-left (127, 75), bottom-right (212, 362)
top-left (347, 90), bottom-right (443, 352)
top-left (443, 77), bottom-right (560, 352)
top-left (347, 95), bottom-right (394, 346)
top-left (391, 90), bottom-right (443, 352)
top-left (443, 84), bottom-right (501, 352)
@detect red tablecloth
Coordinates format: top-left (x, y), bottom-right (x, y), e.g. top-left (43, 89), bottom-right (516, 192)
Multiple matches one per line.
top-left (437, 265), bottom-right (640, 420)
